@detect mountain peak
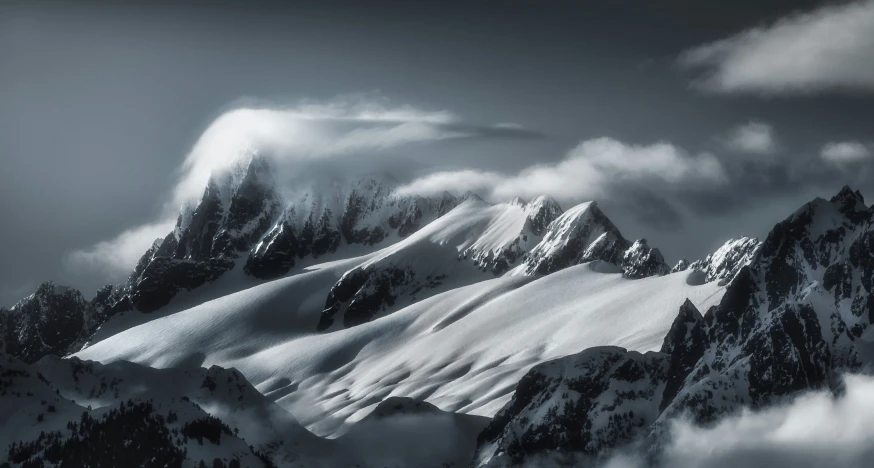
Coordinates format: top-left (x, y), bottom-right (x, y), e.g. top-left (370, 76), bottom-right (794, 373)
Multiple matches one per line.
top-left (830, 184), bottom-right (867, 218)
top-left (688, 236), bottom-right (761, 285)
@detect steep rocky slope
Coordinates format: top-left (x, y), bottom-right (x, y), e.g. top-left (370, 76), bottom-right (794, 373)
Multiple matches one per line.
top-left (473, 186), bottom-right (874, 466)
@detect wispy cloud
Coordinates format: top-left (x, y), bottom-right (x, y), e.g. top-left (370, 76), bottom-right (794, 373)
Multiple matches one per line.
top-left (64, 220), bottom-right (175, 283)
top-left (64, 93), bottom-right (534, 282)
top-left (679, 0), bottom-right (874, 94)
top-left (722, 121), bottom-right (777, 155)
top-left (397, 137), bottom-right (727, 203)
top-left (821, 141), bottom-right (872, 166)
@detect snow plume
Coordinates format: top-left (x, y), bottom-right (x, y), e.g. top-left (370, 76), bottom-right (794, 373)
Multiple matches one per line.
top-left (397, 137), bottom-right (727, 203)
top-left (64, 94), bottom-right (492, 282)
top-left (679, 0), bottom-right (874, 94)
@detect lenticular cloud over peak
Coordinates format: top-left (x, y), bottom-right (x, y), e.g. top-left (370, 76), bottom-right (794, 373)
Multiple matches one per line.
top-left (172, 95), bottom-right (465, 207)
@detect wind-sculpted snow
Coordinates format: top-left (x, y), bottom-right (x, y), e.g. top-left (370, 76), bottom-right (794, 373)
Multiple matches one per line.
top-left (474, 186), bottom-right (874, 466)
top-left (74, 261), bottom-right (724, 440)
top-left (316, 196), bottom-right (674, 332)
top-left (316, 197), bottom-right (568, 330)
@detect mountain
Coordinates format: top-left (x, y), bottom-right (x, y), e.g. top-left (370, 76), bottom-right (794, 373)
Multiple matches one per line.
top-left (685, 236), bottom-right (762, 285)
top-left (0, 283), bottom-right (122, 364)
top-left (316, 196), bottom-right (566, 331)
top-left (0, 352), bottom-right (298, 467)
top-left (513, 201), bottom-right (670, 279)
top-left (117, 157), bottom-right (460, 315)
top-left (10, 157), bottom-right (840, 466)
top-left (472, 185), bottom-right (874, 466)
top-left (317, 196), bottom-right (675, 332)
top-left (74, 258), bottom-right (725, 440)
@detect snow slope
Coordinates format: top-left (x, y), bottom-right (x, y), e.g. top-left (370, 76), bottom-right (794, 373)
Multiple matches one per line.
top-left (76, 261), bottom-right (724, 437)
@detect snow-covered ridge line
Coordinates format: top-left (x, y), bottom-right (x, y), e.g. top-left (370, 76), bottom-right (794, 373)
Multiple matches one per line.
top-left (474, 185), bottom-right (874, 466)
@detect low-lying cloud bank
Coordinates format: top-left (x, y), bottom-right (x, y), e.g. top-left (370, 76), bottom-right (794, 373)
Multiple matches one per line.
top-left (397, 137), bottom-right (727, 203)
top-left (609, 374), bottom-right (874, 468)
top-left (515, 374), bottom-right (874, 468)
top-left (680, 0), bottom-right (874, 94)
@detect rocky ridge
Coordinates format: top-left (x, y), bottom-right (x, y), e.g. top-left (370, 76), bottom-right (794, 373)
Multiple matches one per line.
top-left (473, 186), bottom-right (874, 466)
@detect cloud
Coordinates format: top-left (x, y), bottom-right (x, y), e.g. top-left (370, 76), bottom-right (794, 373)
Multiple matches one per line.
top-left (172, 96), bottom-right (471, 207)
top-left (722, 121), bottom-right (776, 155)
top-left (656, 374), bottom-right (874, 468)
top-left (586, 374), bottom-right (874, 468)
top-left (285, 92), bottom-right (459, 123)
top-left (821, 141), bottom-right (872, 165)
top-left (64, 219), bottom-right (175, 283)
top-left (65, 94), bottom-right (533, 282)
top-left (397, 137), bottom-right (727, 205)
top-left (679, 0), bottom-right (874, 94)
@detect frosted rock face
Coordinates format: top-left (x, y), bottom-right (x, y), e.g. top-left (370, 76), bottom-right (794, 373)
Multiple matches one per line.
top-left (519, 202), bottom-right (669, 279)
top-left (671, 259), bottom-right (690, 273)
top-left (688, 236), bottom-right (762, 285)
top-left (0, 282), bottom-right (126, 363)
top-left (475, 346), bottom-right (672, 466)
top-left (621, 239), bottom-right (670, 279)
top-left (0, 283), bottom-right (88, 363)
top-left (244, 178), bottom-right (458, 280)
top-left (121, 159), bottom-right (459, 310)
top-left (475, 186), bottom-right (874, 465)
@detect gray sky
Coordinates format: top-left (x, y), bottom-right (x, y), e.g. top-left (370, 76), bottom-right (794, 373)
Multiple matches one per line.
top-left (2, 0), bottom-right (874, 306)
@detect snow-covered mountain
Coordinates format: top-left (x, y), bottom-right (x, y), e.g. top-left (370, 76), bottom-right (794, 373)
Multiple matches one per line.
top-left (674, 235), bottom-right (762, 285)
top-left (9, 160), bottom-right (858, 467)
top-left (473, 186), bottom-right (874, 466)
top-left (3, 161), bottom-right (682, 362)
top-left (512, 201), bottom-right (670, 279)
top-left (120, 156), bottom-right (461, 315)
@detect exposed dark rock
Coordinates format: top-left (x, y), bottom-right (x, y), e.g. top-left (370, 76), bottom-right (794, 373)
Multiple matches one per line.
top-left (688, 236), bottom-right (762, 285)
top-left (130, 257), bottom-right (234, 313)
top-left (659, 300), bottom-right (706, 411)
top-left (621, 239), bottom-right (670, 279)
top-left (1, 283), bottom-right (87, 363)
top-left (670, 259), bottom-right (690, 273)
top-left (474, 186), bottom-right (874, 466)
top-left (520, 202), bottom-right (669, 279)
top-left (317, 265), bottom-right (416, 330)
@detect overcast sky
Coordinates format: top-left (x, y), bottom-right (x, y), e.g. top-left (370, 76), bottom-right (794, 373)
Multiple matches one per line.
top-left (2, 0), bottom-right (874, 306)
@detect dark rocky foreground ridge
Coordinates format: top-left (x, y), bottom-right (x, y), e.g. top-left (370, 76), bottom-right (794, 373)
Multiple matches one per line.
top-left (474, 186), bottom-right (874, 466)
